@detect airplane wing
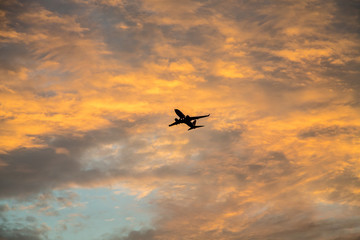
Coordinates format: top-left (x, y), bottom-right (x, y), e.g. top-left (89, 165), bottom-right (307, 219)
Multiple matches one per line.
top-left (188, 114), bottom-right (210, 121)
top-left (169, 121), bottom-right (181, 127)
top-left (184, 121), bottom-right (193, 128)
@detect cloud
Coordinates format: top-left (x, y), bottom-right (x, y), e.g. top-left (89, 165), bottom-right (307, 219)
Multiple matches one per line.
top-left (298, 125), bottom-right (360, 138)
top-left (25, 216), bottom-right (37, 223)
top-left (239, 213), bottom-right (360, 240)
top-left (0, 0), bottom-right (359, 239)
top-left (0, 210), bottom-right (48, 240)
top-left (0, 119), bottom-right (137, 198)
top-left (323, 168), bottom-right (360, 206)
top-left (0, 225), bottom-right (46, 240)
top-left (107, 229), bottom-right (155, 240)
top-left (0, 204), bottom-right (10, 213)
top-left (0, 117), bottom-right (212, 199)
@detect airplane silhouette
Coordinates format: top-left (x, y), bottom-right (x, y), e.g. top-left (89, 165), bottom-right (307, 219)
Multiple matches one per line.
top-left (169, 109), bottom-right (210, 130)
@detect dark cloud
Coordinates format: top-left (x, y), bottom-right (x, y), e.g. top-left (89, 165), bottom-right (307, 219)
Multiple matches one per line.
top-left (0, 204), bottom-right (10, 222)
top-left (0, 120), bottom-right (134, 199)
top-left (326, 168), bottom-right (360, 205)
top-left (0, 224), bottom-right (47, 240)
top-left (107, 229), bottom-right (155, 240)
top-left (0, 43), bottom-right (34, 73)
top-left (0, 147), bottom-right (80, 198)
top-left (0, 204), bottom-right (10, 212)
top-left (241, 213), bottom-right (360, 240)
top-left (25, 216), bottom-right (37, 223)
top-left (187, 127), bottom-right (245, 155)
top-left (29, 0), bottom-right (86, 16)
top-left (298, 125), bottom-right (360, 138)
top-left (36, 91), bottom-right (57, 98)
top-left (333, 0), bottom-right (360, 34)
top-left (79, 0), bottom-right (163, 66)
top-left (252, 151), bottom-right (296, 185)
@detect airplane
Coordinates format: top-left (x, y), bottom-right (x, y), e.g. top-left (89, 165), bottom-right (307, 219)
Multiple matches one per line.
top-left (169, 109), bottom-right (210, 130)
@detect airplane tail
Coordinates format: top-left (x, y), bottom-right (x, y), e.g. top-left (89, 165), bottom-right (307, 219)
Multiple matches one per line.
top-left (188, 119), bottom-right (204, 130)
top-left (188, 125), bottom-right (204, 131)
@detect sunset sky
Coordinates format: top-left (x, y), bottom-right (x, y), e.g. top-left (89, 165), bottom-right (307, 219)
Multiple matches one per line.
top-left (0, 0), bottom-right (359, 239)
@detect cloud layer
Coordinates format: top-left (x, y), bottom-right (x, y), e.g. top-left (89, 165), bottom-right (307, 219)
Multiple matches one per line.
top-left (0, 0), bottom-right (359, 239)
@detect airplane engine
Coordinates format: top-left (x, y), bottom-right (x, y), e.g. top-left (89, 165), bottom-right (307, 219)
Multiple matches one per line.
top-left (175, 118), bottom-right (178, 121)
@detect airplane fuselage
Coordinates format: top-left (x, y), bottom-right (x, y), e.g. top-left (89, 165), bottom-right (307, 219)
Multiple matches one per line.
top-left (169, 109), bottom-right (210, 130)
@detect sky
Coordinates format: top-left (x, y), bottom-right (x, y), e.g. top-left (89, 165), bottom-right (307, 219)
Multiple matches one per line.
top-left (0, 0), bottom-right (359, 239)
